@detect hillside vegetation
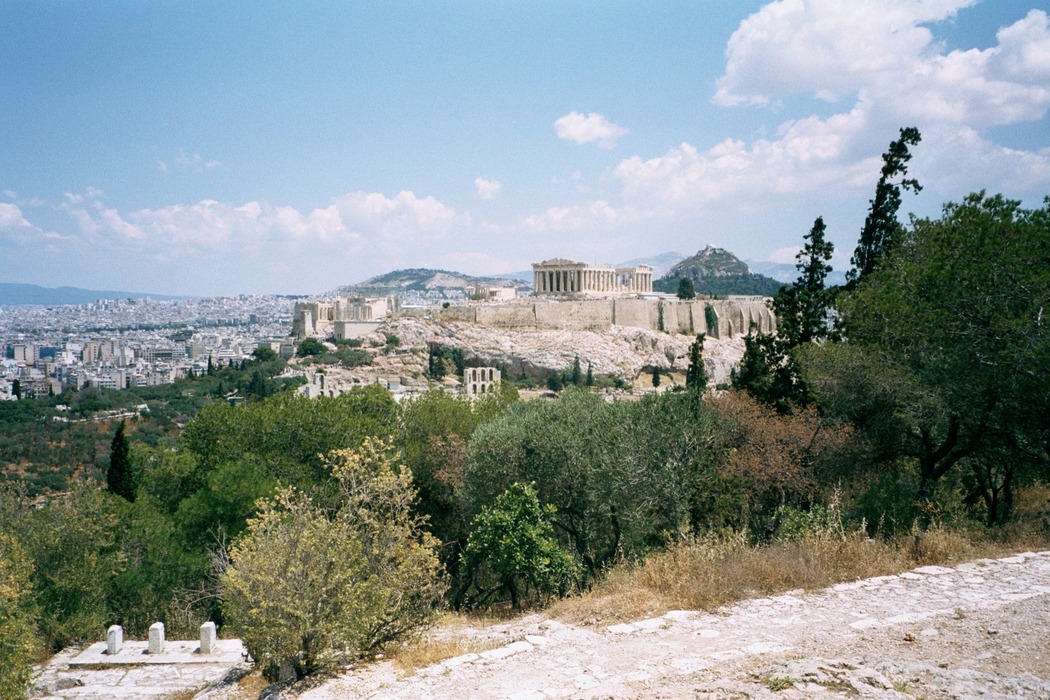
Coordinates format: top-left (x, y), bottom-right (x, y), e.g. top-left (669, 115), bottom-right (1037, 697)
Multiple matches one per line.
top-left (1, 131), bottom-right (1049, 695)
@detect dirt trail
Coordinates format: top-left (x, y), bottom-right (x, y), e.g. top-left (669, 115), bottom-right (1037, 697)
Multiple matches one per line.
top-left (283, 551), bottom-right (1050, 699)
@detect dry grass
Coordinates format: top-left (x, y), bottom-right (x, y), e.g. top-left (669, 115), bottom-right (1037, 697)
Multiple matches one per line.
top-left (550, 520), bottom-right (1048, 626)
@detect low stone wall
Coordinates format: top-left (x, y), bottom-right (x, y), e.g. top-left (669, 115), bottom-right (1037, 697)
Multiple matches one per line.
top-left (433, 298), bottom-right (775, 338)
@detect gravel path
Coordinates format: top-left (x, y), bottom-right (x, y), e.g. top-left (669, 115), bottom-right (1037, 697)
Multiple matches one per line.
top-left (286, 551), bottom-right (1050, 699)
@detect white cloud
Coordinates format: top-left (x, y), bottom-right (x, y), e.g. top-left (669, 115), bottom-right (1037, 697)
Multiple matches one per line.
top-left (614, 106), bottom-right (876, 206)
top-left (610, 3), bottom-right (1050, 214)
top-left (554, 111), bottom-right (629, 148)
top-left (714, 2), bottom-right (1050, 129)
top-left (520, 200), bottom-right (646, 233)
top-left (333, 190), bottom-right (465, 242)
top-left (160, 149), bottom-right (222, 173)
top-left (54, 189), bottom-right (465, 258)
top-left (715, 0), bottom-right (978, 107)
top-left (475, 177), bottom-right (502, 200)
top-left (0, 203), bottom-right (31, 230)
top-left (0, 202), bottom-right (63, 245)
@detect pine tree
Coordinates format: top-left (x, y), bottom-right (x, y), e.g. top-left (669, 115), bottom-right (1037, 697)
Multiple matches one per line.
top-left (585, 363), bottom-right (594, 387)
top-left (570, 356), bottom-right (582, 385)
top-left (651, 366), bottom-right (661, 387)
top-left (106, 420), bottom-right (135, 501)
top-left (685, 333), bottom-right (708, 391)
top-left (847, 127), bottom-right (922, 287)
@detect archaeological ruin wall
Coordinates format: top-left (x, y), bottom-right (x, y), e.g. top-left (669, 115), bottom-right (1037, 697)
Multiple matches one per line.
top-left (427, 297), bottom-right (774, 338)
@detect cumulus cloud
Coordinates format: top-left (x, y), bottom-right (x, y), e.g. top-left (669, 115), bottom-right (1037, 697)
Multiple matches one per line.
top-left (715, 2), bottom-right (1050, 128)
top-left (54, 189), bottom-right (465, 257)
top-left (610, 4), bottom-right (1050, 213)
top-left (0, 202), bottom-right (63, 245)
top-left (475, 177), bottom-right (502, 200)
top-left (520, 199), bottom-right (647, 233)
top-left (333, 190), bottom-right (465, 242)
top-left (554, 111), bottom-right (629, 148)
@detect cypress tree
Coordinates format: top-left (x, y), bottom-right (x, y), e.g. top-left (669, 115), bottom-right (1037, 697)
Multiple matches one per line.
top-left (107, 420), bottom-right (135, 502)
top-left (685, 333), bottom-right (708, 391)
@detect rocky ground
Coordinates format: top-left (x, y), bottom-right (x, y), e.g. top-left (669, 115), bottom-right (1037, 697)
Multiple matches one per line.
top-left (255, 551), bottom-right (1050, 700)
top-left (367, 316), bottom-right (746, 387)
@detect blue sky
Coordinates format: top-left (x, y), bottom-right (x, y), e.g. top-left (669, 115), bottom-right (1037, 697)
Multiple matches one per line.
top-left (2, 0), bottom-right (1049, 296)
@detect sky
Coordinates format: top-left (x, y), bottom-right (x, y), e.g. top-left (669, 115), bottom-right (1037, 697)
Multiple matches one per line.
top-left (2, 0), bottom-right (1049, 297)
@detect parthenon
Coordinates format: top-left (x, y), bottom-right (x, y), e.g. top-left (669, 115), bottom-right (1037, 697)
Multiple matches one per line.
top-left (532, 258), bottom-right (653, 296)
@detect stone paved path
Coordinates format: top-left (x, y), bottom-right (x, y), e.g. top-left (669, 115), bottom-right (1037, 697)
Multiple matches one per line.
top-left (291, 551), bottom-right (1050, 699)
top-left (33, 639), bottom-right (249, 699)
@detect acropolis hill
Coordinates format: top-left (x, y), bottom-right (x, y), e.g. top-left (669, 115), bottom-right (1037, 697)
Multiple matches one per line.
top-left (291, 255), bottom-right (778, 390)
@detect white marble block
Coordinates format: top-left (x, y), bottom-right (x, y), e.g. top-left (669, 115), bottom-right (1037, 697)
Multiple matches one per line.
top-left (200, 621), bottom-right (216, 654)
top-left (106, 625), bottom-right (123, 655)
top-left (148, 621), bottom-right (165, 654)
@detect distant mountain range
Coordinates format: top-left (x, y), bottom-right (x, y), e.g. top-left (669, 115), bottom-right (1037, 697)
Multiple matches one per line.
top-left (0, 283), bottom-right (185, 306)
top-left (339, 268), bottom-right (527, 296)
top-left (745, 259), bottom-right (848, 287)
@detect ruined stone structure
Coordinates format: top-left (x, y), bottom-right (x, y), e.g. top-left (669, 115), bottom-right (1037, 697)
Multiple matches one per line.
top-left (470, 284), bottom-right (518, 302)
top-left (532, 259), bottom-right (653, 296)
top-left (292, 296), bottom-right (397, 339)
top-left (464, 366), bottom-right (500, 396)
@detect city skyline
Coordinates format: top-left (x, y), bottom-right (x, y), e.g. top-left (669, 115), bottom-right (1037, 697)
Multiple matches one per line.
top-left (3, 0), bottom-right (1049, 297)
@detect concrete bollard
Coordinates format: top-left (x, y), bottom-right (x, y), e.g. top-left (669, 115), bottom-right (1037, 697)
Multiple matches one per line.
top-left (200, 621), bottom-right (216, 654)
top-left (148, 622), bottom-right (165, 654)
top-left (106, 625), bottom-right (123, 655)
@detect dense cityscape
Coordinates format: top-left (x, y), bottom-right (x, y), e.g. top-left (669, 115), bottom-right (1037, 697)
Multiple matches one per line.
top-left (1, 295), bottom-right (297, 399)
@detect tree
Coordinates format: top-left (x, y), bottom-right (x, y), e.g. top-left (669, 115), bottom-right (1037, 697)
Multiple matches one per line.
top-left (847, 127), bottom-right (922, 287)
top-left (685, 333), bottom-right (708, 392)
top-left (828, 193), bottom-right (1050, 513)
top-left (252, 346), bottom-right (278, 362)
top-left (731, 331), bottom-right (806, 414)
top-left (221, 438), bottom-right (445, 680)
top-left (676, 277), bottom-right (696, 300)
top-left (651, 366), bottom-right (661, 387)
top-left (462, 483), bottom-right (578, 609)
top-left (107, 420), bottom-right (135, 502)
top-left (569, 356), bottom-right (582, 386)
top-left (296, 337), bottom-right (325, 357)
top-left (734, 217), bottom-right (835, 412)
top-left (11, 380), bottom-right (20, 401)
top-left (585, 363), bottom-right (594, 387)
top-left (772, 216), bottom-right (835, 347)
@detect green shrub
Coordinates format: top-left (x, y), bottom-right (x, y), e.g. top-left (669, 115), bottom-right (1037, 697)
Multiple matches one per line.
top-left (463, 483), bottom-right (579, 609)
top-left (220, 438), bottom-right (445, 681)
top-left (0, 532), bottom-right (37, 700)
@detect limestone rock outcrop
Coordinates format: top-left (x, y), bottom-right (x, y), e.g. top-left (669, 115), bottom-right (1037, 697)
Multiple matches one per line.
top-left (370, 316), bottom-right (746, 386)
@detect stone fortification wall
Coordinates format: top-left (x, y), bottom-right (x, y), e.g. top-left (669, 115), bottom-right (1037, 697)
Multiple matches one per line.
top-left (534, 300), bottom-right (614, 330)
top-left (476, 304), bottom-right (540, 328)
top-left (432, 298), bottom-right (774, 338)
top-left (611, 298), bottom-right (656, 330)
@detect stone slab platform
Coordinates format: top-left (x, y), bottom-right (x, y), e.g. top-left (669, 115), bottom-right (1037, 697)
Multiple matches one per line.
top-left (69, 639), bottom-right (245, 666)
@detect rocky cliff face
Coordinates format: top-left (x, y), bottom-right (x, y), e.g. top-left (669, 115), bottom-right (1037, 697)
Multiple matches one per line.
top-left (372, 315), bottom-right (746, 387)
